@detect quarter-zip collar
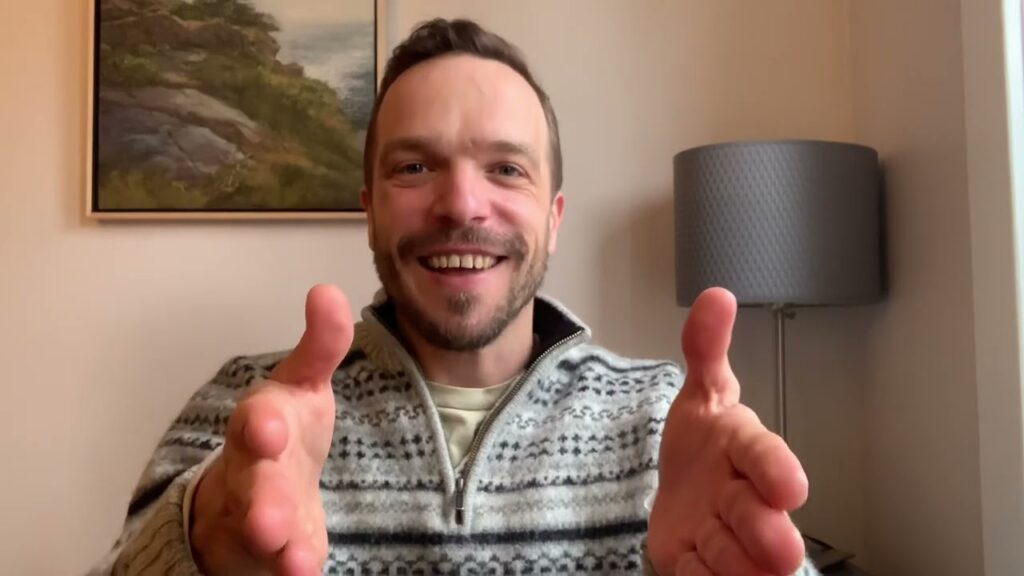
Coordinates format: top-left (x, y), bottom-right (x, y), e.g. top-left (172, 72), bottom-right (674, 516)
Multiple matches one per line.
top-left (352, 290), bottom-right (592, 528)
top-left (358, 290), bottom-right (592, 364)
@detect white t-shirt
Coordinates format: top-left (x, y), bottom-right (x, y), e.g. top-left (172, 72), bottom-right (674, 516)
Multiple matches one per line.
top-left (423, 376), bottom-right (517, 468)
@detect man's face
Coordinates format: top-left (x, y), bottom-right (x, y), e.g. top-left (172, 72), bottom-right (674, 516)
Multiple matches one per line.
top-left (363, 54), bottom-right (564, 351)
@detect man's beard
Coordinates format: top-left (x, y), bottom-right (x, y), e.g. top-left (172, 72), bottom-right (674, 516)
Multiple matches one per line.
top-left (373, 224), bottom-right (548, 351)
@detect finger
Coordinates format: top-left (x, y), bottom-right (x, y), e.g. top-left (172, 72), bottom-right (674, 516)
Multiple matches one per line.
top-left (221, 400), bottom-right (292, 541)
top-left (728, 412), bottom-right (809, 511)
top-left (720, 479), bottom-right (805, 575)
top-left (191, 514), bottom-right (264, 576)
top-left (242, 464), bottom-right (297, 559)
top-left (695, 516), bottom-right (770, 576)
top-left (276, 538), bottom-right (323, 576)
top-left (190, 460), bottom-right (263, 574)
top-left (674, 552), bottom-right (714, 576)
top-left (227, 393), bottom-right (291, 461)
top-left (681, 287), bottom-right (739, 406)
top-left (270, 284), bottom-right (354, 386)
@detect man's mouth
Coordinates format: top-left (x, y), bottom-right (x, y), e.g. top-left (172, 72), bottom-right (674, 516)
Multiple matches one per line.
top-left (420, 254), bottom-right (505, 272)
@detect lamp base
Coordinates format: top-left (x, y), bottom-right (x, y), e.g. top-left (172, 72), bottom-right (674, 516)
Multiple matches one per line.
top-left (804, 534), bottom-right (856, 570)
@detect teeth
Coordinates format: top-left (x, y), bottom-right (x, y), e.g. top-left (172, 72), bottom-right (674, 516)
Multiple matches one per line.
top-left (426, 254), bottom-right (497, 270)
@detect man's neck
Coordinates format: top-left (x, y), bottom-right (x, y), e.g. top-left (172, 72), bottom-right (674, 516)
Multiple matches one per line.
top-left (398, 302), bottom-right (536, 389)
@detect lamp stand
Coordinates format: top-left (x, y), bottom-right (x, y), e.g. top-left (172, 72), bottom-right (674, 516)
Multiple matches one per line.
top-left (770, 304), bottom-right (858, 570)
top-left (772, 304), bottom-right (795, 441)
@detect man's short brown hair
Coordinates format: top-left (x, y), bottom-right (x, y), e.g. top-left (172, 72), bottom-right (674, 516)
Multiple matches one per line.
top-left (362, 18), bottom-right (563, 192)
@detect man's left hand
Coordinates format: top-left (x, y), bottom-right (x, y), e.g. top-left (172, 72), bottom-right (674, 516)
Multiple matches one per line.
top-left (647, 287), bottom-right (809, 576)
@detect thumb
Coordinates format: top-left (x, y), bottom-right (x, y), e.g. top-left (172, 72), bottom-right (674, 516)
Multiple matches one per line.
top-left (270, 284), bottom-right (354, 385)
top-left (681, 287), bottom-right (739, 405)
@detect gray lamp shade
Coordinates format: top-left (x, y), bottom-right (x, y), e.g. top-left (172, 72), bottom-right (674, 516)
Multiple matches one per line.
top-left (674, 140), bottom-right (883, 307)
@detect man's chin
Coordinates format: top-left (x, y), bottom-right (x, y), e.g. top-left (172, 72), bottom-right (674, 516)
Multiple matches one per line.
top-left (414, 288), bottom-right (491, 316)
top-left (401, 299), bottom-right (512, 351)
top-left (419, 320), bottom-right (502, 352)
top-left (423, 310), bottom-right (491, 338)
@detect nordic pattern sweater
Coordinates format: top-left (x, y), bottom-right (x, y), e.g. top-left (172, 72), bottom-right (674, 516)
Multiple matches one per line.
top-left (90, 294), bottom-right (819, 575)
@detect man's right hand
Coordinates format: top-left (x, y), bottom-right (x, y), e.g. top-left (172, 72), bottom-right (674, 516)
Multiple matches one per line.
top-left (190, 284), bottom-right (353, 576)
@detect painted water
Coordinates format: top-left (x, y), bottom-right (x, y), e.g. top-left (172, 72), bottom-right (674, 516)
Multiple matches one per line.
top-left (248, 0), bottom-right (375, 129)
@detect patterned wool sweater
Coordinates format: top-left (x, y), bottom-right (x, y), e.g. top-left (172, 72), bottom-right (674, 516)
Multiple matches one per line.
top-left (91, 294), bottom-right (819, 575)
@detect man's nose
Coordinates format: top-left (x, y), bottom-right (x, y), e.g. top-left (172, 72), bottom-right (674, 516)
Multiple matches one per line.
top-left (431, 162), bottom-right (491, 225)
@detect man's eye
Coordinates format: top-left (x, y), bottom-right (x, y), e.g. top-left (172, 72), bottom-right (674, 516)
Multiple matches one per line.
top-left (493, 164), bottom-right (524, 178)
top-left (397, 163), bottom-right (427, 175)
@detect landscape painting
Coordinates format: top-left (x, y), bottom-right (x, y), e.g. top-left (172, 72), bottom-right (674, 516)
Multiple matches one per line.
top-left (88, 0), bottom-right (376, 219)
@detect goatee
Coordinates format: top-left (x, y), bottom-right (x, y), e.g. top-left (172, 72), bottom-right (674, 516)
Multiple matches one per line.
top-left (373, 225), bottom-right (548, 351)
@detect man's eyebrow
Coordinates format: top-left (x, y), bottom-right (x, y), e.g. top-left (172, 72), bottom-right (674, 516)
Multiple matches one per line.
top-left (469, 138), bottom-right (540, 167)
top-left (378, 136), bottom-right (540, 167)
top-left (378, 137), bottom-right (439, 161)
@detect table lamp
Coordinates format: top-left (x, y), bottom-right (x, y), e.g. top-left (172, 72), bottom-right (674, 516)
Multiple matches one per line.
top-left (673, 139), bottom-right (882, 441)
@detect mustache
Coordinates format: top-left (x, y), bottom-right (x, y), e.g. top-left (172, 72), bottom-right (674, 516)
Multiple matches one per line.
top-left (396, 226), bottom-right (528, 262)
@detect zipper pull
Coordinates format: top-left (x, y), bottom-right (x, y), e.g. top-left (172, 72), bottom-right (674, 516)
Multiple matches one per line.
top-left (455, 475), bottom-right (465, 526)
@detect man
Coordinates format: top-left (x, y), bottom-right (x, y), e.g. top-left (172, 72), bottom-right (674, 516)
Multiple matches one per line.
top-left (93, 18), bottom-right (817, 576)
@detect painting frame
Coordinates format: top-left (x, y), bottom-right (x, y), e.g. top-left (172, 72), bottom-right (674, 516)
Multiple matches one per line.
top-left (86, 0), bottom-right (386, 221)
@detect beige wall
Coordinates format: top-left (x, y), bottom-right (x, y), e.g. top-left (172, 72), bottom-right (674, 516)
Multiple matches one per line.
top-left (850, 0), bottom-right (985, 574)
top-left (1, 1), bottom-right (866, 573)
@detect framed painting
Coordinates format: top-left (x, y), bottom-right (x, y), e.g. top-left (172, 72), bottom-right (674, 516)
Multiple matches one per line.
top-left (86, 0), bottom-right (382, 220)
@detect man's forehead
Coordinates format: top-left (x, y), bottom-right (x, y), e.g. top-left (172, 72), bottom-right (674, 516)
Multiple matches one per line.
top-left (375, 54), bottom-right (548, 143)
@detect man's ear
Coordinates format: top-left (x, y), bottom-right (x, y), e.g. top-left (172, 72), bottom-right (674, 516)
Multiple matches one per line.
top-left (547, 192), bottom-right (565, 254)
top-left (360, 188), bottom-right (375, 251)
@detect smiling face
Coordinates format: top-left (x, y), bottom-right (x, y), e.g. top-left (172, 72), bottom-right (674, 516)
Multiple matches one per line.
top-left (363, 54), bottom-right (564, 351)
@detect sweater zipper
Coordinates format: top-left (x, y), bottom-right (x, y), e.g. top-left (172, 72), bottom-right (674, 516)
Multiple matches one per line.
top-left (367, 308), bottom-right (586, 527)
top-left (455, 475), bottom-right (466, 525)
top-left (453, 328), bottom-right (585, 526)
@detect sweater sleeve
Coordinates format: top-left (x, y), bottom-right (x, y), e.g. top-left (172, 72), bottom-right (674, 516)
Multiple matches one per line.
top-left (87, 354), bottom-right (277, 575)
top-left (89, 464), bottom-right (204, 576)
